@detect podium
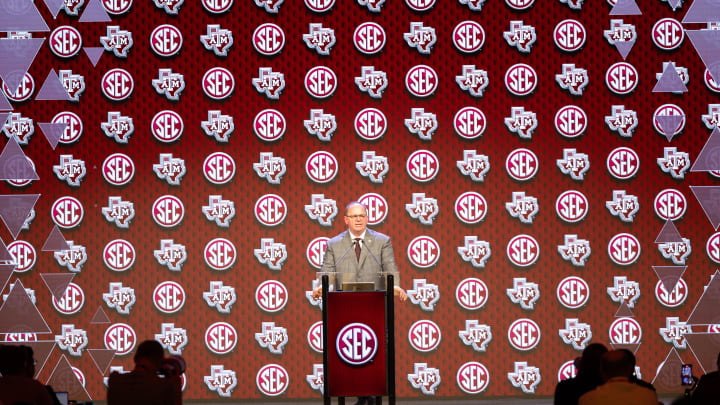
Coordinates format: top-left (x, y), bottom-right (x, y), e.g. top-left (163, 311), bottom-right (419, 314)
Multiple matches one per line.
top-left (321, 274), bottom-right (396, 405)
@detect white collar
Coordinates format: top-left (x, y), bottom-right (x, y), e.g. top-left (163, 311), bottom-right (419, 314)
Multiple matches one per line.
top-left (350, 230), bottom-right (366, 242)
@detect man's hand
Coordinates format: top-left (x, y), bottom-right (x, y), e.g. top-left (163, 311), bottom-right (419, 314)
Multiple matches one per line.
top-left (394, 286), bottom-right (408, 302)
top-left (312, 286), bottom-right (322, 300)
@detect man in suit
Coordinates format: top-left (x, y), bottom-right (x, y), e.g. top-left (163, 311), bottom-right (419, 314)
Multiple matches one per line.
top-left (312, 201), bottom-right (406, 405)
top-left (313, 201), bottom-right (407, 301)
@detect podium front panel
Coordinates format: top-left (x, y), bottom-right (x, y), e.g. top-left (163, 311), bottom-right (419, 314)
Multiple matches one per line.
top-left (326, 291), bottom-right (387, 397)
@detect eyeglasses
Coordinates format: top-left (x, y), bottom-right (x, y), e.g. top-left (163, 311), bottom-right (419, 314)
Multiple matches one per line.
top-left (345, 215), bottom-right (367, 220)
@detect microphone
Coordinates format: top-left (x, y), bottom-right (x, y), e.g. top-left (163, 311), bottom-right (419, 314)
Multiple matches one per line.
top-left (366, 240), bottom-right (393, 290)
top-left (332, 241), bottom-right (356, 269)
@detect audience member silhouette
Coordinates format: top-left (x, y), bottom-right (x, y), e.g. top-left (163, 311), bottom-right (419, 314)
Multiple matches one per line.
top-left (618, 348), bottom-right (656, 391)
top-left (0, 345), bottom-right (55, 405)
top-left (554, 343), bottom-right (608, 405)
top-left (106, 340), bottom-right (182, 405)
top-left (691, 351), bottom-right (720, 404)
top-left (578, 349), bottom-right (658, 405)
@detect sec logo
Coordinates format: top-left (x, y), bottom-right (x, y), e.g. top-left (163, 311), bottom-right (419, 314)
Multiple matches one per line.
top-left (554, 20), bottom-right (586, 52)
top-left (202, 67), bottom-right (234, 100)
top-left (407, 236), bottom-right (440, 268)
top-left (102, 153), bottom-right (134, 186)
top-left (203, 152), bottom-right (235, 184)
top-left (305, 0), bottom-right (334, 12)
top-left (306, 237), bottom-right (329, 269)
top-left (152, 195), bottom-right (184, 227)
top-left (652, 18), bottom-right (683, 50)
top-left (454, 107), bottom-right (486, 139)
top-left (359, 193), bottom-right (388, 225)
top-left (405, 65), bottom-right (438, 97)
top-left (256, 364), bottom-right (289, 396)
top-left (305, 66), bottom-right (337, 98)
top-left (655, 279), bottom-right (687, 308)
top-left (606, 147), bottom-right (639, 179)
top-left (607, 233), bottom-right (641, 265)
top-left (505, 63), bottom-right (537, 96)
top-left (255, 280), bottom-right (288, 312)
top-left (254, 109), bottom-right (286, 142)
top-left (506, 148), bottom-right (538, 181)
top-left (507, 234), bottom-right (539, 267)
top-left (653, 104), bottom-right (685, 136)
top-left (7, 241), bottom-right (35, 273)
top-left (6, 156), bottom-right (34, 187)
top-left (707, 232), bottom-right (720, 264)
top-left (253, 23), bottom-right (284, 55)
top-left (455, 192), bottom-right (487, 224)
top-left (50, 26), bottom-right (82, 58)
top-left (455, 278), bottom-right (488, 310)
top-left (52, 282), bottom-right (84, 315)
top-left (406, 0), bottom-right (435, 10)
top-left (205, 322), bottom-right (237, 354)
top-left (508, 318), bottom-right (540, 351)
top-left (103, 0), bottom-right (132, 13)
top-left (2, 72), bottom-right (34, 102)
top-left (556, 276), bottom-right (589, 309)
top-left (505, 0), bottom-right (534, 9)
top-left (151, 110), bottom-right (184, 142)
top-left (4, 333), bottom-right (38, 342)
top-left (202, 0), bottom-right (231, 13)
top-left (355, 108), bottom-right (387, 140)
top-left (453, 21), bottom-right (485, 53)
top-left (204, 238), bottom-right (236, 271)
top-left (556, 190), bottom-right (588, 223)
top-left (307, 321), bottom-right (323, 352)
top-left (336, 323), bottom-right (378, 365)
top-left (104, 323), bottom-right (136, 355)
top-left (606, 62), bottom-right (638, 95)
top-left (52, 196), bottom-right (84, 229)
top-left (456, 362), bottom-right (489, 394)
top-left (102, 68), bottom-right (134, 101)
top-left (654, 189), bottom-right (686, 221)
top-left (103, 239), bottom-right (135, 272)
top-left (255, 194), bottom-right (287, 226)
top-left (354, 22), bottom-right (385, 55)
top-left (153, 281), bottom-right (185, 314)
top-left (306, 151), bottom-right (338, 183)
top-left (609, 317), bottom-right (641, 344)
top-left (408, 320), bottom-right (441, 352)
top-left (407, 150), bottom-right (439, 182)
top-left (705, 69), bottom-right (720, 93)
top-left (558, 360), bottom-right (577, 382)
top-left (150, 25), bottom-right (182, 56)
top-left (555, 105), bottom-right (587, 138)
top-left (53, 112), bottom-right (83, 144)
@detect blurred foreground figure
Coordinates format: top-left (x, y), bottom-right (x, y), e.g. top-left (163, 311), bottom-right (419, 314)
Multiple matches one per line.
top-left (578, 349), bottom-right (657, 405)
top-left (0, 345), bottom-right (55, 405)
top-left (554, 343), bottom-right (608, 405)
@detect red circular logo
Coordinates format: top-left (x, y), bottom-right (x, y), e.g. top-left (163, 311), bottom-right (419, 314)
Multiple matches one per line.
top-left (253, 109), bottom-right (286, 141)
top-left (358, 193), bottom-right (387, 225)
top-left (606, 147), bottom-right (639, 179)
top-left (151, 110), bottom-right (184, 143)
top-left (304, 66), bottom-right (337, 98)
top-left (408, 320), bottom-right (441, 352)
top-left (406, 150), bottom-right (439, 182)
top-left (705, 69), bottom-right (720, 93)
top-left (152, 195), bottom-right (184, 227)
top-left (306, 237), bottom-right (329, 269)
top-left (51, 282), bottom-right (84, 315)
top-left (652, 18), bottom-right (684, 50)
top-left (406, 0), bottom-right (435, 10)
top-left (102, 0), bottom-right (132, 13)
top-left (554, 19), bottom-right (586, 52)
top-left (654, 189), bottom-right (686, 221)
top-left (354, 22), bottom-right (386, 54)
top-left (655, 279), bottom-right (688, 308)
top-left (103, 239), bottom-right (135, 272)
top-left (556, 190), bottom-right (588, 223)
top-left (453, 21), bottom-right (485, 53)
top-left (202, 67), bottom-right (234, 100)
top-left (104, 323), bottom-right (137, 355)
top-left (405, 65), bottom-right (438, 97)
top-left (205, 321), bottom-right (237, 354)
top-left (336, 322), bottom-right (378, 365)
top-left (102, 153), bottom-right (135, 186)
top-left (653, 104), bottom-right (685, 136)
top-left (203, 152), bottom-right (235, 184)
top-left (304, 0), bottom-right (334, 12)
top-left (7, 241), bottom-right (36, 273)
top-left (255, 280), bottom-right (288, 312)
top-left (508, 318), bottom-right (541, 350)
top-left (256, 364), bottom-right (289, 396)
top-left (407, 236), bottom-right (440, 268)
top-left (50, 26), bottom-right (82, 58)
top-left (455, 191), bottom-right (487, 224)
top-left (102, 68), bottom-right (134, 101)
top-left (505, 63), bottom-right (537, 96)
top-left (255, 194), bottom-right (287, 226)
top-left (609, 318), bottom-right (642, 344)
top-left (556, 276), bottom-right (589, 309)
top-left (6, 157), bottom-right (34, 187)
top-left (456, 362), bottom-right (489, 394)
top-left (455, 278), bottom-right (488, 310)
top-left (204, 238), bottom-right (236, 270)
top-left (306, 151), bottom-right (338, 183)
top-left (52, 112), bottom-right (83, 144)
top-left (153, 281), bottom-right (185, 313)
top-left (2, 72), bottom-right (34, 102)
top-left (507, 234), bottom-right (539, 267)
top-left (51, 196), bottom-right (84, 228)
top-left (707, 232), bottom-right (720, 264)
top-left (307, 321), bottom-right (323, 353)
top-left (150, 25), bottom-right (183, 56)
top-left (454, 107), bottom-right (486, 139)
top-left (558, 360), bottom-right (577, 382)
top-left (355, 108), bottom-right (387, 140)
top-left (605, 62), bottom-right (638, 95)
top-left (253, 23), bottom-right (285, 55)
top-left (555, 105), bottom-right (587, 138)
top-left (607, 233), bottom-right (641, 265)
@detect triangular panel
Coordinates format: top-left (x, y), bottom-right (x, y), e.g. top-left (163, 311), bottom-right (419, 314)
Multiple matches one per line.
top-left (41, 225), bottom-right (70, 252)
top-left (90, 306), bottom-right (111, 324)
top-left (652, 63), bottom-right (688, 93)
top-left (651, 348), bottom-right (685, 394)
top-left (47, 355), bottom-right (92, 402)
top-left (78, 0), bottom-right (111, 22)
top-left (0, 194), bottom-right (40, 239)
top-left (0, 136), bottom-right (39, 181)
top-left (691, 127), bottom-right (720, 172)
top-left (2, 341), bottom-right (56, 378)
top-left (690, 186), bottom-right (720, 230)
top-left (609, 0), bottom-right (642, 15)
top-left (686, 29), bottom-right (720, 84)
top-left (0, 280), bottom-right (51, 333)
top-left (653, 266), bottom-right (687, 294)
top-left (35, 69), bottom-right (71, 101)
top-left (687, 270), bottom-right (720, 325)
top-left (655, 220), bottom-right (684, 243)
top-left (83, 47), bottom-right (104, 67)
top-left (0, 39), bottom-right (46, 95)
top-left (614, 40), bottom-right (635, 60)
top-left (0, 263), bottom-right (14, 294)
top-left (40, 273), bottom-right (75, 298)
top-left (609, 342), bottom-right (640, 353)
top-left (683, 0), bottom-right (720, 24)
top-left (656, 114), bottom-right (684, 141)
top-left (615, 302), bottom-right (634, 317)
top-left (88, 348), bottom-right (116, 374)
top-left (38, 122), bottom-right (68, 150)
top-left (685, 333), bottom-right (720, 374)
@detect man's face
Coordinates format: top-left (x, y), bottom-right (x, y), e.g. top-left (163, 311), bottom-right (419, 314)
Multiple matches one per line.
top-left (344, 204), bottom-right (368, 237)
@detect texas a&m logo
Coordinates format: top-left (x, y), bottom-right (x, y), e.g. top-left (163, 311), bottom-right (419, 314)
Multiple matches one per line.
top-left (103, 282), bottom-right (136, 314)
top-left (200, 25), bottom-right (233, 56)
top-left (506, 278), bottom-right (539, 310)
top-left (204, 365), bottom-right (237, 397)
top-left (508, 319), bottom-right (540, 351)
top-left (59, 70), bottom-right (85, 101)
top-left (50, 26), bottom-right (82, 58)
top-left (455, 65), bottom-right (488, 97)
top-left (101, 197), bottom-right (134, 228)
top-left (61, 0), bottom-right (84, 14)
top-left (505, 63), bottom-right (537, 96)
top-left (508, 362), bottom-right (541, 393)
top-left (507, 234), bottom-right (539, 267)
top-left (253, 67), bottom-right (284, 99)
top-left (655, 278), bottom-right (688, 308)
top-left (255, 322), bottom-right (288, 354)
top-left (456, 362), bottom-right (489, 394)
top-left (504, 107), bottom-right (537, 139)
top-left (154, 0), bottom-right (183, 13)
top-left (556, 149), bottom-right (589, 181)
top-left (555, 64), bottom-right (588, 96)
top-left (459, 320), bottom-right (492, 352)
top-left (406, 193), bottom-right (439, 225)
top-left (658, 238), bottom-right (691, 265)
top-left (404, 22), bottom-right (436, 54)
top-left (657, 147), bottom-right (690, 179)
top-left (255, 0), bottom-right (282, 12)
top-left (408, 363), bottom-right (441, 395)
top-left (409, 320), bottom-right (441, 352)
top-left (505, 191), bottom-right (538, 224)
top-left (702, 104), bottom-right (720, 130)
top-left (154, 239), bottom-right (187, 271)
top-left (605, 105), bottom-right (638, 137)
top-left (457, 236), bottom-right (491, 268)
top-left (558, 235), bottom-right (591, 266)
top-left (356, 151), bottom-right (388, 183)
top-left (457, 150), bottom-right (489, 182)
top-left (305, 194), bottom-right (337, 226)
top-left (155, 323), bottom-right (187, 355)
top-left (53, 241), bottom-right (87, 272)
top-left (55, 324), bottom-right (88, 356)
top-left (52, 196), bottom-right (84, 229)
top-left (203, 281), bottom-right (237, 313)
top-left (152, 154), bottom-right (185, 185)
top-left (304, 109), bottom-right (337, 141)
top-left (202, 195), bottom-right (235, 227)
top-left (459, 0), bottom-right (485, 10)
top-left (303, 23), bottom-right (335, 55)
top-left (557, 276), bottom-right (589, 309)
top-left (607, 276), bottom-right (640, 308)
top-left (101, 112), bottom-right (134, 143)
top-left (503, 21), bottom-right (536, 53)
top-left (202, 110), bottom-right (234, 142)
top-left (53, 155), bottom-right (86, 186)
top-left (203, 67), bottom-right (234, 99)
top-left (254, 238), bottom-right (287, 270)
top-left (52, 282), bottom-right (84, 315)
top-left (103, 239), bottom-right (135, 272)
top-left (405, 108), bottom-right (437, 140)
top-left (105, 323), bottom-right (137, 355)
top-left (604, 19), bottom-right (636, 46)
top-left (254, 153), bottom-right (286, 184)
top-left (3, 113), bottom-right (34, 144)
top-left (153, 282), bottom-right (185, 314)
top-left (152, 70), bottom-right (185, 101)
top-left (606, 190), bottom-right (639, 222)
top-left (358, 0), bottom-right (385, 12)
top-left (407, 279), bottom-right (440, 311)
top-left (609, 318), bottom-right (642, 345)
top-left (659, 317), bottom-right (690, 349)
top-left (559, 319), bottom-right (592, 350)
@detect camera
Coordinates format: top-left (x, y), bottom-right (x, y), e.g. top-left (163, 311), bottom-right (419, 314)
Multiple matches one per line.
top-left (159, 355), bottom-right (186, 377)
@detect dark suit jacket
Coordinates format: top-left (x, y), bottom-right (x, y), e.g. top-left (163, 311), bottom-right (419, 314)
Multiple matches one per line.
top-left (320, 228), bottom-right (399, 290)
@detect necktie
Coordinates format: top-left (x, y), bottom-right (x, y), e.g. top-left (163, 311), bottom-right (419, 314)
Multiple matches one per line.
top-left (354, 238), bottom-right (361, 261)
